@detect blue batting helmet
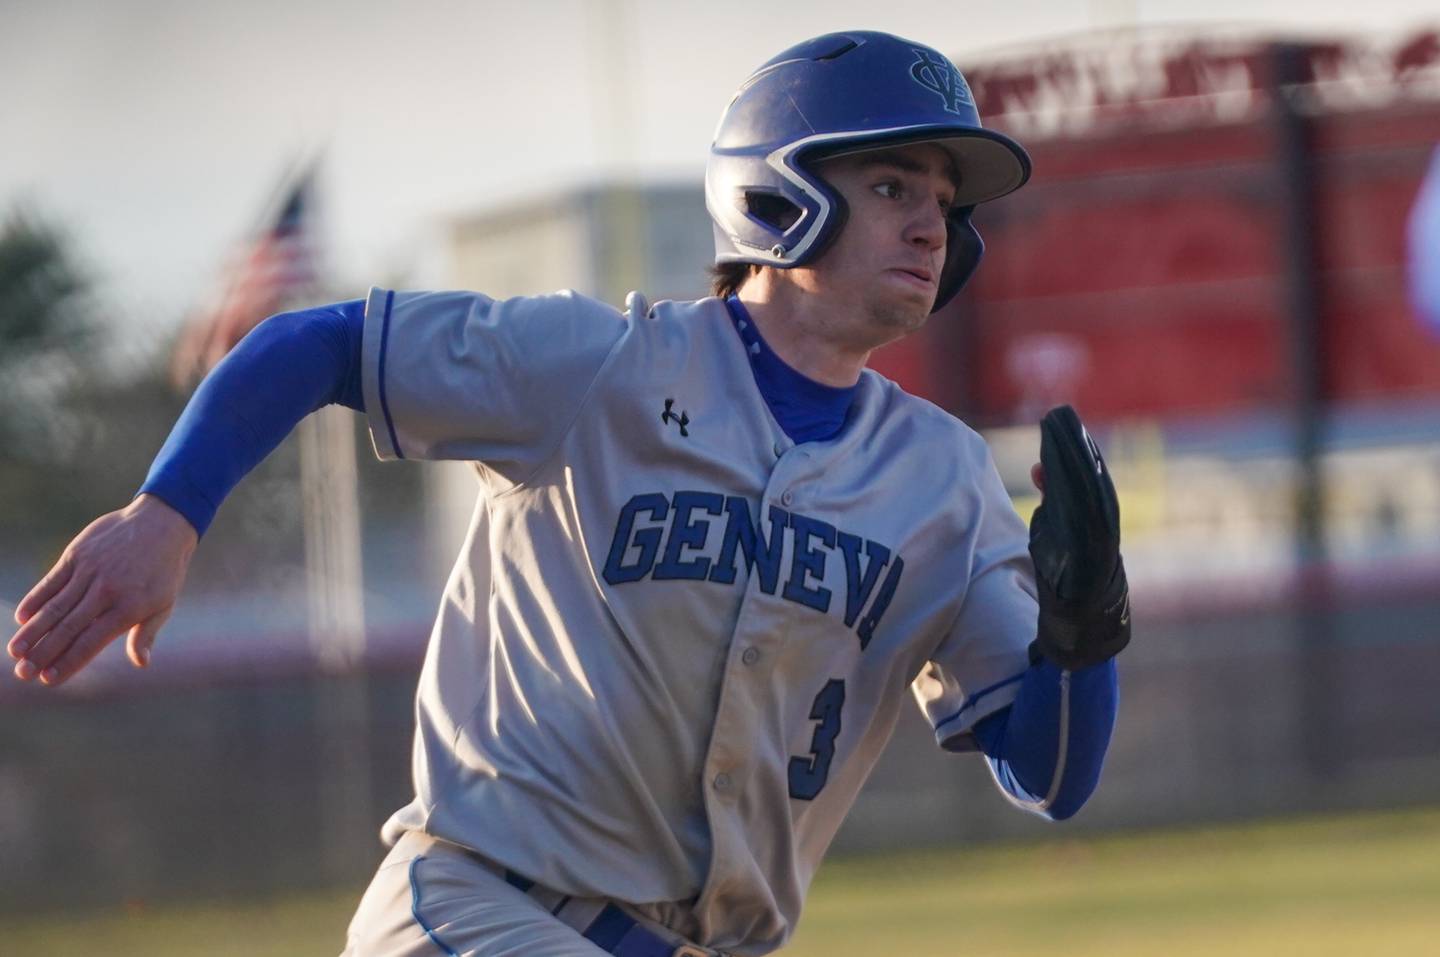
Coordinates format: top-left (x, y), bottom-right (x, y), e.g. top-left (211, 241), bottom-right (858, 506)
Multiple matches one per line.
top-left (706, 31), bottom-right (1031, 312)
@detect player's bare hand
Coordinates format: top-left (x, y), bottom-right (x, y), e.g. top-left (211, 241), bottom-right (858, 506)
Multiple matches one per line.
top-left (1030, 462), bottom-right (1044, 494)
top-left (7, 494), bottom-right (198, 686)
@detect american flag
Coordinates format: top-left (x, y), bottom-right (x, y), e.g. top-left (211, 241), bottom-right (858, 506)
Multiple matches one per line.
top-left (172, 169), bottom-right (319, 386)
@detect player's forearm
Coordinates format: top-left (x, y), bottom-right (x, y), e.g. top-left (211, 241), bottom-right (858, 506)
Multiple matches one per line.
top-left (139, 300), bottom-right (365, 537)
top-left (972, 656), bottom-right (1117, 820)
top-left (971, 404), bottom-right (1124, 819)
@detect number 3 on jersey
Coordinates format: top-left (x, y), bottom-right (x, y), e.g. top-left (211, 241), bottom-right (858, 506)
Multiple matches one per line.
top-left (789, 679), bottom-right (846, 800)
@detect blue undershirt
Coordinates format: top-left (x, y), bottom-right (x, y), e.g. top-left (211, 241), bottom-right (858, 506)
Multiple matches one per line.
top-left (723, 297), bottom-right (858, 443)
top-left (139, 295), bottom-right (1116, 820)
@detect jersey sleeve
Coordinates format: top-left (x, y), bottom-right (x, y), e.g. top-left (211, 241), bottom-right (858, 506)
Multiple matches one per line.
top-left (911, 444), bottom-right (1037, 748)
top-left (361, 286), bottom-right (627, 482)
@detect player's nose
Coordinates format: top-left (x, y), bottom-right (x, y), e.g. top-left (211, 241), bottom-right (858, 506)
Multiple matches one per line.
top-left (905, 200), bottom-right (948, 251)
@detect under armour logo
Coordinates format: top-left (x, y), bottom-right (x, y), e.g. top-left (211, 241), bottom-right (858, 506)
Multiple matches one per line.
top-left (661, 398), bottom-right (690, 437)
top-left (909, 48), bottom-right (974, 115)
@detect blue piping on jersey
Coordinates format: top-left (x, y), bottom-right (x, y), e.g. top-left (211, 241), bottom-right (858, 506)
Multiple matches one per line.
top-left (408, 855), bottom-right (461, 957)
top-left (377, 289), bottom-right (404, 459)
top-left (933, 668), bottom-right (1028, 734)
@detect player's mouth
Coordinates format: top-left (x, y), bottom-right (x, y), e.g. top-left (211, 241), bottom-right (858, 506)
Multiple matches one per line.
top-left (887, 266), bottom-right (935, 290)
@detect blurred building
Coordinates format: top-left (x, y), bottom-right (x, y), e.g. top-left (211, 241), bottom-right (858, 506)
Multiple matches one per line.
top-left (445, 182), bottom-right (713, 305)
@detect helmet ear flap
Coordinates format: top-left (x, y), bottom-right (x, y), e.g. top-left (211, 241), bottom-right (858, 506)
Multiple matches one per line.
top-left (932, 208), bottom-right (984, 312)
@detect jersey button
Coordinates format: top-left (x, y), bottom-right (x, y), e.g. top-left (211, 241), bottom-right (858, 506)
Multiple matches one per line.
top-left (741, 647), bottom-right (760, 666)
top-left (713, 772), bottom-right (732, 792)
top-left (773, 441), bottom-right (786, 458)
top-left (780, 489), bottom-right (794, 506)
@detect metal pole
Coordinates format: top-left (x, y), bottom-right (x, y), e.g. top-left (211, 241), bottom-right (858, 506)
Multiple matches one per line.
top-left (1268, 42), bottom-right (1337, 780)
top-left (299, 402), bottom-right (375, 881)
top-left (586, 0), bottom-right (649, 302)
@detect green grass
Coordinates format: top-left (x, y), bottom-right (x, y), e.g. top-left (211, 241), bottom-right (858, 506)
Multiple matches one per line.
top-left (787, 807), bottom-right (1440, 957)
top-left (12, 807), bottom-right (1440, 956)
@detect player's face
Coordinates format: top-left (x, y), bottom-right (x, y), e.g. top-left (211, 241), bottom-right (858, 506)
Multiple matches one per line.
top-left (808, 143), bottom-right (957, 338)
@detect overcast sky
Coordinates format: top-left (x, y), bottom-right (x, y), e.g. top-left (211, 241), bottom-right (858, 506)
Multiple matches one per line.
top-left (3, 0), bottom-right (1438, 339)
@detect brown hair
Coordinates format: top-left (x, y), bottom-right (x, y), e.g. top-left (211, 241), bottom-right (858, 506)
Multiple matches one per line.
top-left (709, 261), bottom-right (761, 299)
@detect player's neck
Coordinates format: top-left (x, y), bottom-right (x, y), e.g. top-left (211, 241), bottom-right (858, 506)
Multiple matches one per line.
top-left (735, 279), bottom-right (873, 388)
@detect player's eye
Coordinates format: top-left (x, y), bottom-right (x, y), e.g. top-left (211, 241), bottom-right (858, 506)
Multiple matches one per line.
top-left (873, 181), bottom-right (903, 201)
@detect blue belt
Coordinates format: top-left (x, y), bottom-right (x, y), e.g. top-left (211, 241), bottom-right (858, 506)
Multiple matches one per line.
top-left (501, 869), bottom-right (715, 957)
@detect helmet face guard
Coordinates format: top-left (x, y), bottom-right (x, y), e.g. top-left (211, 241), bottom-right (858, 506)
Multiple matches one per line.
top-left (705, 31), bottom-right (1031, 312)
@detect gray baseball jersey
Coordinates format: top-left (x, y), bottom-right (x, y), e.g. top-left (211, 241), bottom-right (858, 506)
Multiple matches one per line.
top-left (359, 286), bottom-right (1037, 955)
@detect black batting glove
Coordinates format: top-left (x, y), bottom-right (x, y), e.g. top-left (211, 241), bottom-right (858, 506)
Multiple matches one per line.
top-left (1027, 405), bottom-right (1131, 670)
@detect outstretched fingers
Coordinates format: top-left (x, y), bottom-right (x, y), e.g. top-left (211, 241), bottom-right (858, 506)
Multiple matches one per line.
top-left (13, 555), bottom-right (76, 627)
top-left (9, 499), bottom-right (197, 686)
top-left (9, 570), bottom-right (87, 664)
top-left (33, 609), bottom-right (132, 686)
top-left (12, 579), bottom-right (111, 681)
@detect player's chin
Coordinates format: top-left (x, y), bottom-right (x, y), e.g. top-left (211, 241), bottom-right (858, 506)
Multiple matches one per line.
top-left (885, 271), bottom-right (938, 309)
top-left (868, 288), bottom-right (933, 334)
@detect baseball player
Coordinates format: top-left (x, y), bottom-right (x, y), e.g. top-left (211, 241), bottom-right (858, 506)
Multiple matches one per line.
top-left (7, 31), bottom-right (1130, 957)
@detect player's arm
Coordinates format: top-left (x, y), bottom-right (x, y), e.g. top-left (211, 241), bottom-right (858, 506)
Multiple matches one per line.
top-left (7, 300), bottom-right (365, 686)
top-left (943, 406), bottom-right (1128, 820)
top-left (964, 658), bottom-right (1117, 820)
top-left (139, 300), bottom-right (364, 535)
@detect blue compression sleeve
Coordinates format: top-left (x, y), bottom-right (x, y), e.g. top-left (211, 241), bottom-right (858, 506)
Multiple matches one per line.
top-left (138, 300), bottom-right (366, 537)
top-left (970, 657), bottom-right (1118, 821)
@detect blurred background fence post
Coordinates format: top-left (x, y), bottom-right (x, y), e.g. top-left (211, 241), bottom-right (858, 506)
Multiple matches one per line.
top-left (300, 402), bottom-right (375, 882)
top-left (1268, 41), bottom-right (1341, 780)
